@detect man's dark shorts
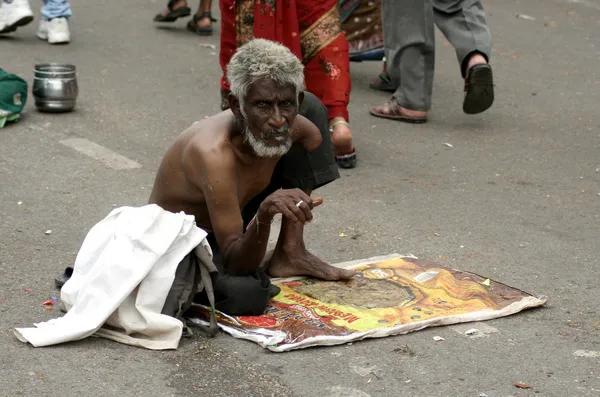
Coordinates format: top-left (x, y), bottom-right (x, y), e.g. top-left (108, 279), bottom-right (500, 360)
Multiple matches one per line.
top-left (168, 92), bottom-right (340, 317)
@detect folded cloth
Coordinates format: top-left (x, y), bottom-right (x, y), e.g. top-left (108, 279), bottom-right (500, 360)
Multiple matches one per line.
top-left (14, 204), bottom-right (212, 350)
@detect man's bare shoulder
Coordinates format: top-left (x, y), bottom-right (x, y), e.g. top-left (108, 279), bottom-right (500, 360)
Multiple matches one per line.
top-left (181, 112), bottom-right (238, 184)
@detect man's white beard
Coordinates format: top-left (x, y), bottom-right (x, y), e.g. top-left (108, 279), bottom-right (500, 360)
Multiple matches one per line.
top-left (242, 123), bottom-right (293, 158)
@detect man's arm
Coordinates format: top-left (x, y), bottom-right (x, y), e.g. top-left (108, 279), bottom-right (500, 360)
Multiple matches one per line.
top-left (182, 138), bottom-right (322, 276)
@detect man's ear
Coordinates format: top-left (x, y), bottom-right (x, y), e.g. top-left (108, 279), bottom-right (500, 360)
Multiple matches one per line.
top-left (228, 94), bottom-right (243, 119)
top-left (297, 91), bottom-right (305, 108)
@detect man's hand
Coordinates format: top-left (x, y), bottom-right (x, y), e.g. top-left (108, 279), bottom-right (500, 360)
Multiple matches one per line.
top-left (258, 188), bottom-right (323, 224)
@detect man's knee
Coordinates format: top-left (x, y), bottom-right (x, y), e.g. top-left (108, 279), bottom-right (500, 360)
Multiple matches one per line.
top-left (212, 269), bottom-right (276, 315)
top-left (299, 91), bottom-right (329, 130)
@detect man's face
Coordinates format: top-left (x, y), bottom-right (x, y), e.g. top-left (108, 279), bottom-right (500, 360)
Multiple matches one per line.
top-left (239, 79), bottom-right (299, 158)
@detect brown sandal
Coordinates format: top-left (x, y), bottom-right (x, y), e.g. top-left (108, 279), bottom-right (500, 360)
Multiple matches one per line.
top-left (369, 99), bottom-right (427, 124)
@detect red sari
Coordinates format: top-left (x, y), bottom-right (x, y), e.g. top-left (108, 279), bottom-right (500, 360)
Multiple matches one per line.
top-left (220, 0), bottom-right (351, 121)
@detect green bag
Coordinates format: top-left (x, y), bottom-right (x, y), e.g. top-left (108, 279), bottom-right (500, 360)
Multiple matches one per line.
top-left (0, 68), bottom-right (28, 128)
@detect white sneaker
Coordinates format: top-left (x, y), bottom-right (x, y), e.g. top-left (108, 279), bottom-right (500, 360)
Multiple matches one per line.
top-left (37, 17), bottom-right (70, 44)
top-left (0, 0), bottom-right (34, 34)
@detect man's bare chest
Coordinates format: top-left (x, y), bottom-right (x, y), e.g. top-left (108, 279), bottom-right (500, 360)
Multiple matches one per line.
top-left (236, 165), bottom-right (276, 206)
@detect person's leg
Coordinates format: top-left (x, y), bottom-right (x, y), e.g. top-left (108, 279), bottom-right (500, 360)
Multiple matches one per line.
top-left (303, 34), bottom-right (355, 167)
top-left (432, 0), bottom-right (490, 76)
top-left (266, 206), bottom-right (354, 280)
top-left (298, 1), bottom-right (356, 168)
top-left (432, 0), bottom-right (494, 114)
top-left (192, 234), bottom-right (277, 316)
top-left (219, 0), bottom-right (241, 110)
top-left (369, 58), bottom-right (397, 93)
top-left (241, 93), bottom-right (352, 280)
top-left (0, 0), bottom-right (33, 34)
top-left (369, 0), bottom-right (434, 122)
top-left (186, 0), bottom-right (215, 35)
top-left (37, 0), bottom-right (70, 44)
top-left (40, 0), bottom-right (71, 20)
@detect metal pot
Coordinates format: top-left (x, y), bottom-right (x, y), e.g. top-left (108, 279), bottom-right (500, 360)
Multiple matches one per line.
top-left (32, 63), bottom-right (78, 113)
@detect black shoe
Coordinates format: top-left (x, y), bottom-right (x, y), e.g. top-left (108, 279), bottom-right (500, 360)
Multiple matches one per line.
top-left (463, 64), bottom-right (494, 115)
top-left (54, 266), bottom-right (73, 289)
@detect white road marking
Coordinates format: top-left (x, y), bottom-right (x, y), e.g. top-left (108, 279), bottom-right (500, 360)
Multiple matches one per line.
top-left (573, 350), bottom-right (600, 358)
top-left (328, 386), bottom-right (371, 397)
top-left (569, 0), bottom-right (600, 11)
top-left (450, 322), bottom-right (499, 337)
top-left (60, 138), bottom-right (141, 170)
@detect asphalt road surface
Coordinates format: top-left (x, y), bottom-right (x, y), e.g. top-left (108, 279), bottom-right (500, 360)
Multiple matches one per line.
top-left (1, 0), bottom-right (599, 396)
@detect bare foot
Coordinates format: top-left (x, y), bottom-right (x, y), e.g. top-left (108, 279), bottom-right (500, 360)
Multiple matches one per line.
top-left (329, 117), bottom-right (354, 155)
top-left (267, 247), bottom-right (354, 280)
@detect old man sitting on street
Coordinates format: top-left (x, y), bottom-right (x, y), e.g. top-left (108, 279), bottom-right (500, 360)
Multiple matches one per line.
top-left (18, 38), bottom-right (357, 350)
top-left (150, 38), bottom-right (354, 317)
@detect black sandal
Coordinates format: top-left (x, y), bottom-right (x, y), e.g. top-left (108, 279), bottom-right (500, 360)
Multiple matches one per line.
top-left (154, 5), bottom-right (191, 22)
top-left (54, 266), bottom-right (73, 289)
top-left (186, 12), bottom-right (217, 36)
top-left (335, 150), bottom-right (357, 169)
top-left (330, 120), bottom-right (357, 169)
top-left (369, 73), bottom-right (396, 93)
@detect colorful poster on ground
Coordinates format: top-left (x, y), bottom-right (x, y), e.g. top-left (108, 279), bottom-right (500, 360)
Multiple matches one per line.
top-left (188, 255), bottom-right (546, 352)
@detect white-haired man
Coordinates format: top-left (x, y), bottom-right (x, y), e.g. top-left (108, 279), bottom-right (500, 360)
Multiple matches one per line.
top-left (148, 39), bottom-right (353, 316)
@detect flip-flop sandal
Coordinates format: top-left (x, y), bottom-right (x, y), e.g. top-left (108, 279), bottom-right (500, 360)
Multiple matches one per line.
top-left (369, 73), bottom-right (396, 93)
top-left (369, 100), bottom-right (427, 124)
top-left (54, 266), bottom-right (73, 289)
top-left (463, 64), bottom-right (494, 115)
top-left (154, 6), bottom-right (191, 22)
top-left (186, 12), bottom-right (217, 36)
top-left (330, 120), bottom-right (357, 169)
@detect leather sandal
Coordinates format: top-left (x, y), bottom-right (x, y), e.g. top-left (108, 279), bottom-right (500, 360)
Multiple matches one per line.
top-left (369, 99), bottom-right (427, 124)
top-left (187, 12), bottom-right (217, 36)
top-left (154, 6), bottom-right (191, 22)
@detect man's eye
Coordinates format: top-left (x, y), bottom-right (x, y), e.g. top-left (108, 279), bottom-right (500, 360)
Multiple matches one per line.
top-left (281, 101), bottom-right (294, 107)
top-left (257, 102), bottom-right (270, 108)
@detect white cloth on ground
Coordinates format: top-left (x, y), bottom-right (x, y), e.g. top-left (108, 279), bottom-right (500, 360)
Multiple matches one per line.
top-left (14, 204), bottom-right (211, 350)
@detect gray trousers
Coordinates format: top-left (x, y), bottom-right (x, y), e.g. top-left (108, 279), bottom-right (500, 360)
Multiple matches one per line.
top-left (382, 0), bottom-right (492, 111)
